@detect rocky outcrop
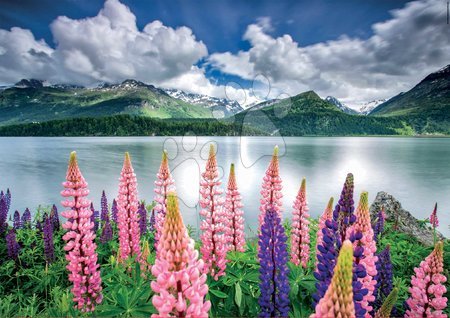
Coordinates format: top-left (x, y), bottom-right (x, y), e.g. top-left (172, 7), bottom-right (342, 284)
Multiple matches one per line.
top-left (370, 191), bottom-right (444, 246)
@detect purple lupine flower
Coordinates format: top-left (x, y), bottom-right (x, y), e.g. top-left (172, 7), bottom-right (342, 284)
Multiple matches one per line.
top-left (313, 173), bottom-right (363, 314)
top-left (6, 229), bottom-right (20, 260)
top-left (100, 191), bottom-right (109, 223)
top-left (111, 198), bottom-right (118, 223)
top-left (371, 245), bottom-right (394, 314)
top-left (50, 204), bottom-right (60, 231)
top-left (138, 202), bottom-right (147, 235)
top-left (149, 208), bottom-right (156, 233)
top-left (36, 216), bottom-right (43, 233)
top-left (2, 189), bottom-right (11, 213)
top-left (43, 215), bottom-right (55, 263)
top-left (13, 210), bottom-right (22, 229)
top-left (0, 196), bottom-right (8, 234)
top-left (22, 208), bottom-right (31, 227)
top-left (372, 208), bottom-right (385, 243)
top-left (100, 218), bottom-right (113, 243)
top-left (258, 207), bottom-right (290, 318)
top-left (90, 203), bottom-right (99, 232)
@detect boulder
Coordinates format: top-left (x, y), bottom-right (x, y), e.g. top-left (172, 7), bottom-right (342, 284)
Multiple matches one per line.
top-left (369, 191), bottom-right (444, 246)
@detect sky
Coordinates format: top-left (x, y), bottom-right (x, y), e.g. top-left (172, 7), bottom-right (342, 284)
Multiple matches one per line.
top-left (0, 0), bottom-right (449, 109)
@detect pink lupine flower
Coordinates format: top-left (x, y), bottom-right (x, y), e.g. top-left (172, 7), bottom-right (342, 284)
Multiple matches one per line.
top-left (290, 178), bottom-right (311, 268)
top-left (154, 150), bottom-right (175, 251)
top-left (405, 241), bottom-right (447, 318)
top-left (429, 203), bottom-right (439, 228)
top-left (316, 197), bottom-right (334, 266)
top-left (224, 163), bottom-right (245, 252)
top-left (310, 240), bottom-right (355, 318)
top-left (61, 152), bottom-right (102, 312)
top-left (117, 152), bottom-right (141, 263)
top-left (199, 144), bottom-right (227, 280)
top-left (259, 146), bottom-right (283, 229)
top-left (348, 192), bottom-right (378, 317)
top-left (151, 192), bottom-right (211, 317)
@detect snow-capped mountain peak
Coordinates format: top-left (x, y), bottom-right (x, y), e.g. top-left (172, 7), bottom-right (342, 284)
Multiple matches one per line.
top-left (325, 96), bottom-right (358, 115)
top-left (359, 99), bottom-right (386, 115)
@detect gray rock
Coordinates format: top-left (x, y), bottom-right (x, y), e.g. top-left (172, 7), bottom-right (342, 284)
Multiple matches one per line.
top-left (370, 191), bottom-right (444, 246)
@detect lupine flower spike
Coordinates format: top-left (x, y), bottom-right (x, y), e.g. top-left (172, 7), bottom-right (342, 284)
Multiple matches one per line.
top-left (316, 197), bottom-right (334, 267)
top-left (429, 203), bottom-right (438, 245)
top-left (405, 241), bottom-right (447, 317)
top-left (151, 192), bottom-right (211, 317)
top-left (22, 208), bottom-right (31, 228)
top-left (0, 196), bottom-right (8, 234)
top-left (138, 202), bottom-right (147, 235)
top-left (374, 288), bottom-right (398, 318)
top-left (259, 146), bottom-right (283, 229)
top-left (43, 215), bottom-right (55, 263)
top-left (100, 217), bottom-right (113, 243)
top-left (111, 199), bottom-right (118, 223)
top-left (291, 178), bottom-right (310, 268)
top-left (117, 152), bottom-right (142, 263)
top-left (90, 203), bottom-right (99, 233)
top-left (199, 144), bottom-right (227, 279)
top-left (311, 240), bottom-right (355, 318)
top-left (258, 207), bottom-right (290, 318)
top-left (100, 190), bottom-right (109, 223)
top-left (61, 152), bottom-right (102, 312)
top-left (224, 163), bottom-right (245, 252)
top-left (6, 229), bottom-right (20, 261)
top-left (372, 208), bottom-right (385, 243)
top-left (13, 210), bottom-right (22, 229)
top-left (349, 192), bottom-right (378, 317)
top-left (372, 245), bottom-right (393, 314)
top-left (51, 204), bottom-right (60, 231)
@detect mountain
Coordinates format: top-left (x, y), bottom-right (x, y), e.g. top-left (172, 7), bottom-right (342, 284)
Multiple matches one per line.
top-left (369, 64), bottom-right (450, 134)
top-left (164, 88), bottom-right (243, 117)
top-left (0, 79), bottom-right (213, 126)
top-left (359, 99), bottom-right (386, 115)
top-left (325, 96), bottom-right (359, 115)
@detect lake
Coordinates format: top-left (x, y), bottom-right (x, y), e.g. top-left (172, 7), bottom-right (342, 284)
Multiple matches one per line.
top-left (0, 136), bottom-right (449, 236)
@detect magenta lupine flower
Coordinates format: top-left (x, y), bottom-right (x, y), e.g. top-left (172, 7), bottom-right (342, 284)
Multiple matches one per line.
top-left (13, 210), bottom-right (22, 229)
top-left (199, 144), bottom-right (228, 280)
top-left (111, 198), bottom-right (118, 223)
top-left (316, 197), bottom-right (334, 267)
top-left (154, 150), bottom-right (175, 250)
top-left (138, 202), bottom-right (147, 235)
top-left (43, 215), bottom-right (55, 263)
top-left (22, 208), bottom-right (31, 228)
top-left (429, 203), bottom-right (439, 228)
top-left (100, 190), bottom-right (109, 223)
top-left (258, 207), bottom-right (290, 317)
top-left (224, 163), bottom-right (245, 252)
top-left (117, 152), bottom-right (142, 263)
top-left (6, 229), bottom-right (20, 261)
top-left (61, 151), bottom-right (103, 312)
top-left (406, 241), bottom-right (447, 317)
top-left (259, 146), bottom-right (283, 228)
top-left (51, 204), bottom-right (60, 231)
top-left (151, 193), bottom-right (211, 317)
top-left (291, 178), bottom-right (310, 268)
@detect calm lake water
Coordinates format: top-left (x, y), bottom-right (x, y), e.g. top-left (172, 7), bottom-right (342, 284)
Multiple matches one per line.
top-left (0, 136), bottom-right (449, 236)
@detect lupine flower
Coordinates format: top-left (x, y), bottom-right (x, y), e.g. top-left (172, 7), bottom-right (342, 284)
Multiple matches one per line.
top-left (51, 204), bottom-right (60, 231)
top-left (22, 208), bottom-right (31, 227)
top-left (90, 203), bottom-right (99, 233)
top-left (291, 178), bottom-right (310, 268)
top-left (372, 245), bottom-right (393, 313)
top-left (138, 202), bottom-right (147, 235)
top-left (117, 152), bottom-right (141, 263)
top-left (429, 202), bottom-right (439, 228)
top-left (43, 215), bottom-right (55, 263)
top-left (0, 196), bottom-right (8, 234)
top-left (151, 192), bottom-right (211, 317)
top-left (349, 192), bottom-right (378, 317)
top-left (372, 208), bottom-right (385, 243)
top-left (100, 218), bottom-right (113, 244)
top-left (36, 219), bottom-right (43, 233)
top-left (316, 197), bottom-right (334, 267)
top-left (4, 189), bottom-right (11, 212)
top-left (61, 151), bottom-right (102, 312)
top-left (311, 240), bottom-right (355, 318)
top-left (111, 199), bottom-right (118, 223)
top-left (405, 241), bottom-right (447, 317)
top-left (149, 208), bottom-right (156, 233)
top-left (6, 229), bottom-right (20, 261)
top-left (374, 288), bottom-right (398, 318)
top-left (224, 163), bottom-right (245, 252)
top-left (199, 144), bottom-right (227, 279)
top-left (259, 146), bottom-right (283, 228)
top-left (154, 150), bottom-right (175, 250)
top-left (100, 191), bottom-right (109, 223)
top-left (314, 173), bottom-right (356, 305)
top-left (13, 210), bottom-right (22, 229)
top-left (258, 207), bottom-right (290, 318)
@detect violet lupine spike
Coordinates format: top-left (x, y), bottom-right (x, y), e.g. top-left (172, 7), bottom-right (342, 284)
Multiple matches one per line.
top-left (138, 202), bottom-right (147, 235)
top-left (371, 245), bottom-right (393, 314)
top-left (5, 189), bottom-right (11, 212)
top-left (6, 229), bottom-right (20, 261)
top-left (199, 144), bottom-right (228, 280)
top-left (151, 193), bottom-right (211, 317)
top-left (100, 190), bottom-right (109, 223)
top-left (0, 196), bottom-right (8, 234)
top-left (290, 178), bottom-right (310, 268)
top-left (258, 207), bottom-right (290, 318)
top-left (90, 203), bottom-right (99, 233)
top-left (43, 215), bottom-right (55, 263)
top-left (111, 198), bottom-right (118, 223)
top-left (100, 218), bottom-right (113, 244)
top-left (61, 151), bottom-right (103, 312)
top-left (316, 197), bottom-right (334, 268)
top-left (117, 152), bottom-right (142, 263)
top-left (405, 241), bottom-right (447, 317)
top-left (224, 163), bottom-right (246, 252)
top-left (51, 204), bottom-right (60, 231)
top-left (372, 208), bottom-right (385, 243)
top-left (22, 208), bottom-right (31, 228)
top-left (153, 150), bottom-right (175, 250)
top-left (13, 210), bottom-right (22, 229)
top-left (149, 208), bottom-right (156, 233)
top-left (258, 146), bottom-right (283, 229)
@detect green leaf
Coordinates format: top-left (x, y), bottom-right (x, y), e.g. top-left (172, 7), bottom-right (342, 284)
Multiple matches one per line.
top-left (235, 283), bottom-right (242, 308)
top-left (209, 289), bottom-right (228, 299)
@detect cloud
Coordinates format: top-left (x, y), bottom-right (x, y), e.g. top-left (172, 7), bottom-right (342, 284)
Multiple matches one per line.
top-left (209, 0), bottom-right (450, 107)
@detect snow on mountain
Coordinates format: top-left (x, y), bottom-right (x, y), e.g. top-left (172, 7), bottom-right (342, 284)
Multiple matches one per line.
top-left (164, 88), bottom-right (244, 117)
top-left (359, 99), bottom-right (387, 115)
top-left (325, 96), bottom-right (359, 115)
